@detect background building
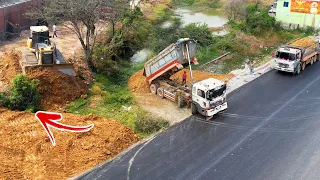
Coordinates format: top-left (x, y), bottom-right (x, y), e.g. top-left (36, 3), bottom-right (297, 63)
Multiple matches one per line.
top-left (0, 0), bottom-right (36, 41)
top-left (276, 0), bottom-right (320, 29)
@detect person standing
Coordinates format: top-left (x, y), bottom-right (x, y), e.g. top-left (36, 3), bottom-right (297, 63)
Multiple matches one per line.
top-left (182, 71), bottom-right (187, 85)
top-left (52, 24), bottom-right (57, 38)
top-left (250, 61), bottom-right (255, 75)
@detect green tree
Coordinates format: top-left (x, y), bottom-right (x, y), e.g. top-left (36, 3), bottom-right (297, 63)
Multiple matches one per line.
top-left (181, 23), bottom-right (214, 46)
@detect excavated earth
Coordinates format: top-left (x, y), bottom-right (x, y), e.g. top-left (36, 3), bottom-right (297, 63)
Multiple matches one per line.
top-left (0, 108), bottom-right (139, 179)
top-left (128, 68), bottom-right (234, 94)
top-left (0, 52), bottom-right (87, 110)
top-left (0, 44), bottom-right (139, 180)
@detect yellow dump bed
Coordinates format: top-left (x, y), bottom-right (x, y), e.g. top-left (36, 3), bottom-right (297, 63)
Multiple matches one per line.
top-left (289, 37), bottom-right (317, 48)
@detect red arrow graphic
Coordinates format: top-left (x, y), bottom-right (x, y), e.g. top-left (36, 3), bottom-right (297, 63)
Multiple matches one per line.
top-left (35, 111), bottom-right (94, 146)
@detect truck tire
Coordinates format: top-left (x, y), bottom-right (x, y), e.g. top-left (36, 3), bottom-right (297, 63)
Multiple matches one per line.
top-left (150, 83), bottom-right (159, 94)
top-left (302, 62), bottom-right (306, 71)
top-left (157, 87), bottom-right (164, 99)
top-left (191, 103), bottom-right (198, 115)
top-left (296, 64), bottom-right (301, 75)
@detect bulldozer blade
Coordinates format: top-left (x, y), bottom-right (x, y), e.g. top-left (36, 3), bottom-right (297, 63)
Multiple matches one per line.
top-left (52, 64), bottom-right (76, 76)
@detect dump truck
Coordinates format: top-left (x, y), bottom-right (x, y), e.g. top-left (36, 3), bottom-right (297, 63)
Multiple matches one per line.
top-left (273, 37), bottom-right (320, 74)
top-left (19, 26), bottom-right (75, 76)
top-left (143, 38), bottom-right (228, 118)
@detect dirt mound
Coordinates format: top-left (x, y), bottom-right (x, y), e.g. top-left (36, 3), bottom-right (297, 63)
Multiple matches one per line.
top-left (0, 108), bottom-right (139, 180)
top-left (128, 69), bottom-right (234, 93)
top-left (128, 69), bottom-right (150, 93)
top-left (290, 37), bottom-right (316, 47)
top-left (27, 67), bottom-right (87, 110)
top-left (172, 69), bottom-right (235, 85)
top-left (0, 52), bottom-right (21, 92)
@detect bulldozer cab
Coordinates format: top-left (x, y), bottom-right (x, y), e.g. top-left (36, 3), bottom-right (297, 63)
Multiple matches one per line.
top-left (28, 26), bottom-right (51, 49)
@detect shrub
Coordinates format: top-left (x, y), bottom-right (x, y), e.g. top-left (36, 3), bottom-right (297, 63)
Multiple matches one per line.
top-left (1, 74), bottom-right (40, 112)
top-left (304, 26), bottom-right (316, 35)
top-left (214, 38), bottom-right (233, 51)
top-left (278, 31), bottom-right (295, 41)
top-left (181, 23), bottom-right (214, 46)
top-left (135, 111), bottom-right (169, 134)
top-left (245, 10), bottom-right (276, 35)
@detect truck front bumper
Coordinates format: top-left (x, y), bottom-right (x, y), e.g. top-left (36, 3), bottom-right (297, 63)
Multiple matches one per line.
top-left (206, 102), bottom-right (228, 117)
top-left (273, 66), bottom-right (294, 73)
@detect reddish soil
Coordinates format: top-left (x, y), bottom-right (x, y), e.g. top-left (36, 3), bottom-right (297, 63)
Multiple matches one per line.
top-left (0, 108), bottom-right (139, 180)
top-left (27, 67), bottom-right (88, 110)
top-left (0, 51), bottom-right (22, 92)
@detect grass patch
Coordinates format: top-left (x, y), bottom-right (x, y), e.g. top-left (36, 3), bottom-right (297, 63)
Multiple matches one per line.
top-left (66, 61), bottom-right (169, 136)
top-left (194, 46), bottom-right (224, 68)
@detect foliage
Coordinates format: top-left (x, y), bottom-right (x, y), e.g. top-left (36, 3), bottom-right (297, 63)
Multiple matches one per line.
top-left (181, 23), bottom-right (214, 46)
top-left (0, 75), bottom-right (40, 112)
top-left (134, 111), bottom-right (169, 134)
top-left (245, 9), bottom-right (276, 35)
top-left (92, 7), bottom-right (144, 73)
top-left (214, 37), bottom-right (233, 51)
top-left (195, 46), bottom-right (222, 66)
top-left (26, 0), bottom-right (130, 71)
top-left (174, 0), bottom-right (196, 6)
top-left (278, 31), bottom-right (295, 41)
top-left (224, 0), bottom-right (246, 21)
top-left (304, 26), bottom-right (316, 35)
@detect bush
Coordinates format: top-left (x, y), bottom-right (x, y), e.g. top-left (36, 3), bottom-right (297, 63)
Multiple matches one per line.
top-left (245, 10), bottom-right (276, 35)
top-left (0, 74), bottom-right (40, 112)
top-left (304, 26), bottom-right (316, 35)
top-left (181, 23), bottom-right (214, 46)
top-left (214, 38), bottom-right (233, 51)
top-left (135, 111), bottom-right (169, 134)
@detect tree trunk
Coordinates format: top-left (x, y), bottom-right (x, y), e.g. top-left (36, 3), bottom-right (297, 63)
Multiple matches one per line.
top-left (85, 28), bottom-right (95, 72)
top-left (85, 50), bottom-right (95, 72)
top-left (112, 21), bottom-right (115, 36)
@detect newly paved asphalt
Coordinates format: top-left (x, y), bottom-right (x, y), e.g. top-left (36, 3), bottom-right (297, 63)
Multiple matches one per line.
top-left (76, 62), bottom-right (320, 180)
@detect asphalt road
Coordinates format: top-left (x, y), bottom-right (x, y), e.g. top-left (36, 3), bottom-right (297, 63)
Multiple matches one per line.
top-left (76, 62), bottom-right (320, 180)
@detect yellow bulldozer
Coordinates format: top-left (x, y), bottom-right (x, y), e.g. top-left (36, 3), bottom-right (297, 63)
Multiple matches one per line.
top-left (20, 26), bottom-right (75, 76)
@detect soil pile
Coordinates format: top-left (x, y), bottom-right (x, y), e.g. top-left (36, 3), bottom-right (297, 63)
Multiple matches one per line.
top-left (0, 52), bottom-right (21, 92)
top-left (128, 69), bottom-right (234, 93)
top-left (290, 37), bottom-right (316, 47)
top-left (172, 69), bottom-right (235, 85)
top-left (128, 69), bottom-right (150, 93)
top-left (27, 67), bottom-right (87, 110)
top-left (0, 108), bottom-right (139, 180)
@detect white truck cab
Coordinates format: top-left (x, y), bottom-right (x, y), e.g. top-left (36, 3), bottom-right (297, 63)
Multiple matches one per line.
top-left (191, 78), bottom-right (227, 117)
top-left (273, 47), bottom-right (301, 73)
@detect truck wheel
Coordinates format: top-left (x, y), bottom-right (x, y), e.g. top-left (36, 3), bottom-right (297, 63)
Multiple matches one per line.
top-left (302, 62), bottom-right (306, 71)
top-left (150, 83), bottom-right (159, 94)
top-left (191, 103), bottom-right (198, 115)
top-left (296, 64), bottom-right (301, 75)
top-left (157, 87), bottom-right (164, 99)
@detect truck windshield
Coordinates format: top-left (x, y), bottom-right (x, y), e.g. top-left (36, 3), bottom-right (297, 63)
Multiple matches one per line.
top-left (206, 84), bottom-right (226, 101)
top-left (276, 51), bottom-right (296, 61)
